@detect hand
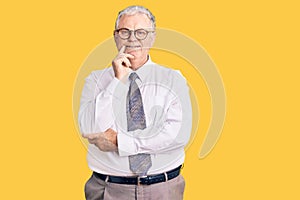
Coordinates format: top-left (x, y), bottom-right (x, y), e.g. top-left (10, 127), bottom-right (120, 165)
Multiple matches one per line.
top-left (83, 128), bottom-right (118, 152)
top-left (112, 46), bottom-right (134, 80)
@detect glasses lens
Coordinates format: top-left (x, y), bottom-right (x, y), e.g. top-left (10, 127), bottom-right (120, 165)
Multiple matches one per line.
top-left (135, 29), bottom-right (147, 40)
top-left (118, 29), bottom-right (130, 39)
top-left (116, 28), bottom-right (151, 40)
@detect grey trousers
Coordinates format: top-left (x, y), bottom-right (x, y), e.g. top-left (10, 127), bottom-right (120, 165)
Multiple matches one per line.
top-left (84, 173), bottom-right (185, 200)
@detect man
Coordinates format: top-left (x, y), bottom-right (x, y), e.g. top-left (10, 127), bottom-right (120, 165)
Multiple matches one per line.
top-left (78, 5), bottom-right (192, 200)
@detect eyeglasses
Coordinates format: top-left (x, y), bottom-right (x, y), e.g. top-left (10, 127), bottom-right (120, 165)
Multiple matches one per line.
top-left (114, 28), bottom-right (155, 40)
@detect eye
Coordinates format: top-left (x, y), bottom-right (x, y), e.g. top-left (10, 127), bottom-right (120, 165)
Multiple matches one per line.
top-left (135, 30), bottom-right (147, 38)
top-left (119, 29), bottom-right (129, 36)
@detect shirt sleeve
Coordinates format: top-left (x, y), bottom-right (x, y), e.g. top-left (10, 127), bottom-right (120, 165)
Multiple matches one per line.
top-left (117, 71), bottom-right (192, 156)
top-left (78, 71), bottom-right (127, 135)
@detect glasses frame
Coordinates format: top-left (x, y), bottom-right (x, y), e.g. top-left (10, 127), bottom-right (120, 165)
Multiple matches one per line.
top-left (114, 28), bottom-right (155, 40)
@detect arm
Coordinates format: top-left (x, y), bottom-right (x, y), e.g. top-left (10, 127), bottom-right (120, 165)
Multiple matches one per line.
top-left (78, 70), bottom-right (127, 151)
top-left (78, 70), bottom-right (119, 134)
top-left (79, 46), bottom-right (133, 151)
top-left (117, 72), bottom-right (193, 156)
top-left (79, 45), bottom-right (133, 134)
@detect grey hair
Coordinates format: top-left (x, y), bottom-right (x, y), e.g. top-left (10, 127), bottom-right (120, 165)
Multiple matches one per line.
top-left (115, 5), bottom-right (156, 29)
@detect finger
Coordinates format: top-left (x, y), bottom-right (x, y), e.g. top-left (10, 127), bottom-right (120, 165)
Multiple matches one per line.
top-left (119, 45), bottom-right (126, 54)
top-left (82, 134), bottom-right (95, 139)
top-left (88, 138), bottom-right (96, 144)
top-left (85, 133), bottom-right (100, 140)
top-left (121, 57), bottom-right (131, 67)
top-left (88, 136), bottom-right (102, 144)
top-left (124, 53), bottom-right (134, 59)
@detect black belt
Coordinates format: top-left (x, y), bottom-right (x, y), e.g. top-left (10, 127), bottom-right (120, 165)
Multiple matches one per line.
top-left (93, 165), bottom-right (182, 185)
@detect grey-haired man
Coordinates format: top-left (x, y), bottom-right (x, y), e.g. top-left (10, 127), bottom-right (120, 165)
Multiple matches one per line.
top-left (79, 5), bottom-right (192, 200)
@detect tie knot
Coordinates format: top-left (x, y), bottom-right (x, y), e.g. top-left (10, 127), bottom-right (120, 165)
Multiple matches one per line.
top-left (129, 72), bottom-right (139, 82)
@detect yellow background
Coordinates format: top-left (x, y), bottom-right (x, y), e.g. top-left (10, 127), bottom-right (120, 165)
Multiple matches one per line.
top-left (1, 0), bottom-right (299, 199)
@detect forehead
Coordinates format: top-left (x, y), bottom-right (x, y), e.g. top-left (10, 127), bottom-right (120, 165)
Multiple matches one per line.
top-left (118, 13), bottom-right (152, 29)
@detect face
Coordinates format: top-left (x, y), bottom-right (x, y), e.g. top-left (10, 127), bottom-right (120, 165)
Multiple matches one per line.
top-left (114, 13), bottom-right (156, 62)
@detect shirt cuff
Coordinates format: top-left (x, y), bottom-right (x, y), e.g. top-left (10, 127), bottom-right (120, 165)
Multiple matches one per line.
top-left (117, 131), bottom-right (137, 156)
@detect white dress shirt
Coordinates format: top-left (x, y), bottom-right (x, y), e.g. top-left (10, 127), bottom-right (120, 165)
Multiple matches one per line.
top-left (78, 56), bottom-right (192, 176)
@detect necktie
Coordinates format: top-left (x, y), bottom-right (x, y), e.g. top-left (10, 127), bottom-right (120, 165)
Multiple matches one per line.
top-left (127, 72), bottom-right (152, 176)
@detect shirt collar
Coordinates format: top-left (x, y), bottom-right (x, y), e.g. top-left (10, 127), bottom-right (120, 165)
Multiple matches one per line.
top-left (131, 55), bottom-right (154, 83)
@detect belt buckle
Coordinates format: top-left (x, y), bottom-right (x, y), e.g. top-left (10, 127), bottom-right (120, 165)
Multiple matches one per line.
top-left (137, 175), bottom-right (147, 186)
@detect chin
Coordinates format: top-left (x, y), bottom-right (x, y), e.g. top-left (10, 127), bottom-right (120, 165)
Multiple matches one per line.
top-left (128, 50), bottom-right (142, 57)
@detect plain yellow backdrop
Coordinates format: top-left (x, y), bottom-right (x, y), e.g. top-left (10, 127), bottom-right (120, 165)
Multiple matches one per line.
top-left (1, 0), bottom-right (299, 199)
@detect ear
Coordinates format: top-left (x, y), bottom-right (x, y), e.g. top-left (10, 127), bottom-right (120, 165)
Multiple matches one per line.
top-left (114, 34), bottom-right (118, 44)
top-left (114, 35), bottom-right (121, 51)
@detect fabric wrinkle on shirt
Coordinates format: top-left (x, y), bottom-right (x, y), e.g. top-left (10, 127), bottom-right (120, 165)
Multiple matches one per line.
top-left (78, 56), bottom-right (192, 176)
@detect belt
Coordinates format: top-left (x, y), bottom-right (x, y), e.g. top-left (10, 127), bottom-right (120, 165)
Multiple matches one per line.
top-left (93, 165), bottom-right (182, 185)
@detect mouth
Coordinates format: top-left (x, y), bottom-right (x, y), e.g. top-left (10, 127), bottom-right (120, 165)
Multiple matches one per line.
top-left (125, 45), bottom-right (141, 51)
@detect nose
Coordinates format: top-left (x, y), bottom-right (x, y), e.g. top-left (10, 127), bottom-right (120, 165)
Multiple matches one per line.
top-left (128, 30), bottom-right (137, 42)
